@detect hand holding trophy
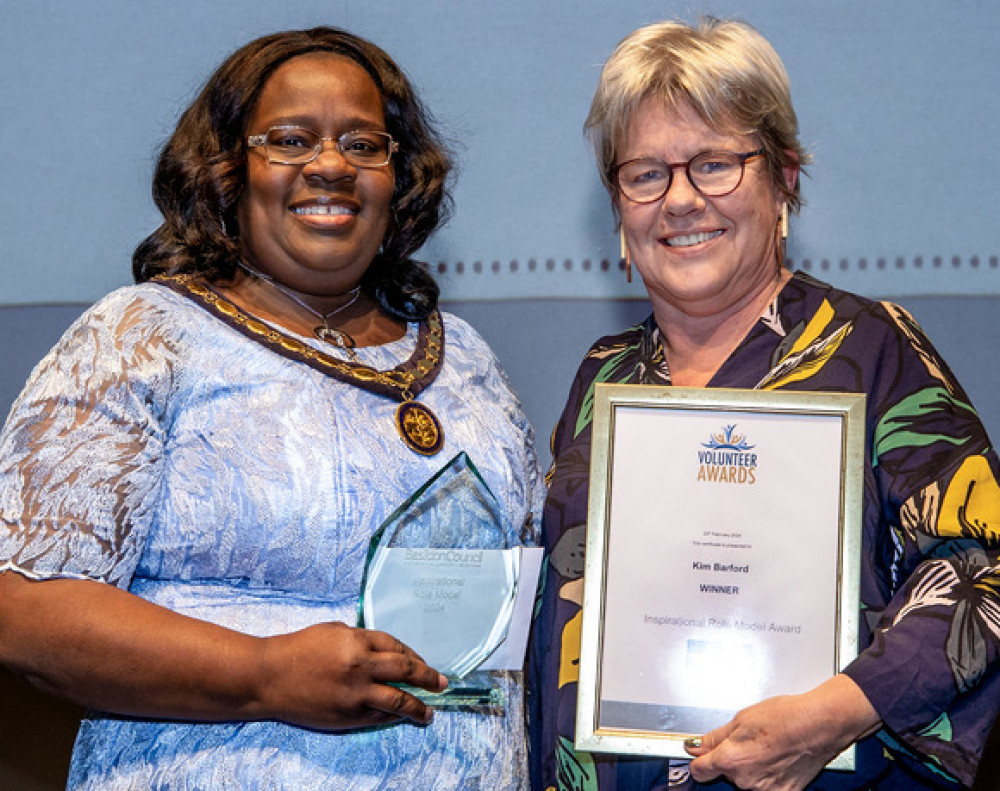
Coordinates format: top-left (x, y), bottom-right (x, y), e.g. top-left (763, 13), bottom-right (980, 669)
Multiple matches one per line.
top-left (359, 452), bottom-right (526, 708)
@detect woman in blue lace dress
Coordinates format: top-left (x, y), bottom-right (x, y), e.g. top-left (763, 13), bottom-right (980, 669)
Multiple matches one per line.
top-left (0, 27), bottom-right (542, 789)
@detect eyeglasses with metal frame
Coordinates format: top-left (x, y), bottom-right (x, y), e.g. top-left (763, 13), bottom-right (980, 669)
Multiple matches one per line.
top-left (613, 148), bottom-right (766, 204)
top-left (247, 126), bottom-right (399, 167)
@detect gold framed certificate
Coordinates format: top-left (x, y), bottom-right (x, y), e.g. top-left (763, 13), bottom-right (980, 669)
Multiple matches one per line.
top-left (576, 384), bottom-right (864, 769)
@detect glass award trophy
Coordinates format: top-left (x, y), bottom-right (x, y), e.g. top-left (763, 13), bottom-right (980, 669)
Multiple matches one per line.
top-left (358, 452), bottom-right (520, 709)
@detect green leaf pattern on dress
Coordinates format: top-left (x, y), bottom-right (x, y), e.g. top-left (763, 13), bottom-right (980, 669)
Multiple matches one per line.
top-left (874, 389), bottom-right (975, 464)
top-left (556, 735), bottom-right (598, 791)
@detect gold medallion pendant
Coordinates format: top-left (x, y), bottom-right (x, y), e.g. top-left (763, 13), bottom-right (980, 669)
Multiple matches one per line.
top-left (395, 400), bottom-right (444, 456)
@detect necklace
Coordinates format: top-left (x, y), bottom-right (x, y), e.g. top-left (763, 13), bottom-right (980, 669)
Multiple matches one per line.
top-left (236, 260), bottom-right (362, 359)
top-left (157, 273), bottom-right (446, 456)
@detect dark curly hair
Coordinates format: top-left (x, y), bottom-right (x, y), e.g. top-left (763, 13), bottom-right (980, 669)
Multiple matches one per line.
top-left (132, 27), bottom-right (452, 321)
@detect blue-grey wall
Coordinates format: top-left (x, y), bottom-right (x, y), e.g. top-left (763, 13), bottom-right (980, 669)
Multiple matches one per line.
top-left (2, 0), bottom-right (999, 305)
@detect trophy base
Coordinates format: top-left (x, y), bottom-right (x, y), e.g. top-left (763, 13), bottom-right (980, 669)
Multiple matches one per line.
top-left (397, 673), bottom-right (506, 711)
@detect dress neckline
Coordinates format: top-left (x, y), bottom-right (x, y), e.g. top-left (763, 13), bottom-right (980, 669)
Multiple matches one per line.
top-left (154, 273), bottom-right (444, 403)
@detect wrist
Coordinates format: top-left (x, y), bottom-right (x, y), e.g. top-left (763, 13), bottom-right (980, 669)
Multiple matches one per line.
top-left (242, 634), bottom-right (282, 721)
top-left (817, 674), bottom-right (882, 744)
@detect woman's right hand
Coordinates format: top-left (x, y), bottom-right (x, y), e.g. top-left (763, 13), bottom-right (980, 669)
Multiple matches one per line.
top-left (0, 574), bottom-right (446, 731)
top-left (255, 622), bottom-right (448, 730)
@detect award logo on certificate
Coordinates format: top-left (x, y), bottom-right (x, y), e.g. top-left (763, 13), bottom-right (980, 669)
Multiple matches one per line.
top-left (358, 452), bottom-right (521, 708)
top-left (576, 385), bottom-right (864, 769)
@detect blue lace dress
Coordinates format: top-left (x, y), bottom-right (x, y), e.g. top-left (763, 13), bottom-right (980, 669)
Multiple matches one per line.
top-left (0, 281), bottom-right (543, 790)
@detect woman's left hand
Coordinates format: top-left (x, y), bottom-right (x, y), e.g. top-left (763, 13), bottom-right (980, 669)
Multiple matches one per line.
top-left (685, 674), bottom-right (881, 790)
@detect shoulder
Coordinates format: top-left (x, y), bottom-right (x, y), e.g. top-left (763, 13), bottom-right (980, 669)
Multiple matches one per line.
top-left (789, 273), bottom-right (985, 443)
top-left (585, 316), bottom-right (651, 355)
top-left (47, 282), bottom-right (214, 377)
top-left (8, 284), bottom-right (203, 426)
top-left (73, 282), bottom-right (203, 335)
top-left (549, 315), bottom-right (654, 454)
top-left (571, 315), bottom-right (654, 387)
top-left (789, 271), bottom-right (922, 328)
top-left (90, 281), bottom-right (192, 309)
top-left (434, 309), bottom-right (527, 413)
top-left (787, 272), bottom-right (884, 321)
top-left (433, 310), bottom-right (540, 469)
top-left (782, 271), bottom-right (927, 356)
top-left (782, 273), bottom-right (950, 379)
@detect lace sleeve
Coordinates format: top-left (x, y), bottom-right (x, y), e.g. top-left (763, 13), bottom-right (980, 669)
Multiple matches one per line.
top-left (0, 289), bottom-right (178, 588)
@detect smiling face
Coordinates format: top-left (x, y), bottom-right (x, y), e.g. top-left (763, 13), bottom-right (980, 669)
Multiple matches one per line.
top-left (618, 98), bottom-right (797, 322)
top-left (237, 52), bottom-right (394, 297)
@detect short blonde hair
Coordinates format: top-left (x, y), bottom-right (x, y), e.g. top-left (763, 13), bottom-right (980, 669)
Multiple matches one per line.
top-left (585, 17), bottom-right (809, 211)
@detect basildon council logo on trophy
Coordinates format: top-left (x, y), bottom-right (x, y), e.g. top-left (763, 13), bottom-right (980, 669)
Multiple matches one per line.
top-left (696, 424), bottom-right (758, 485)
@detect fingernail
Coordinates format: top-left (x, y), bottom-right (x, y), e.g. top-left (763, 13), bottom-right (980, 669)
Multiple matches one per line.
top-left (684, 737), bottom-right (702, 749)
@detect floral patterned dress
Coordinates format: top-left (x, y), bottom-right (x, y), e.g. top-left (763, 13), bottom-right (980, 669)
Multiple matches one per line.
top-left (528, 272), bottom-right (1000, 790)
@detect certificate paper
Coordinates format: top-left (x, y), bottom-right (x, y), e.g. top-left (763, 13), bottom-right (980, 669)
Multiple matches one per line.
top-left (576, 385), bottom-right (864, 769)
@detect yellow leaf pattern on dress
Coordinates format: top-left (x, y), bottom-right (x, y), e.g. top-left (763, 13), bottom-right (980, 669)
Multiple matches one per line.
top-left (788, 297), bottom-right (835, 358)
top-left (759, 323), bottom-right (852, 390)
top-left (559, 609), bottom-right (582, 688)
top-left (881, 302), bottom-right (954, 395)
top-left (757, 298), bottom-right (854, 390)
top-left (938, 455), bottom-right (1000, 542)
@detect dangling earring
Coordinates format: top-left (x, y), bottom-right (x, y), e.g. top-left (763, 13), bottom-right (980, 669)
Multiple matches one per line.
top-left (620, 229), bottom-right (632, 283)
top-left (780, 203), bottom-right (789, 240)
